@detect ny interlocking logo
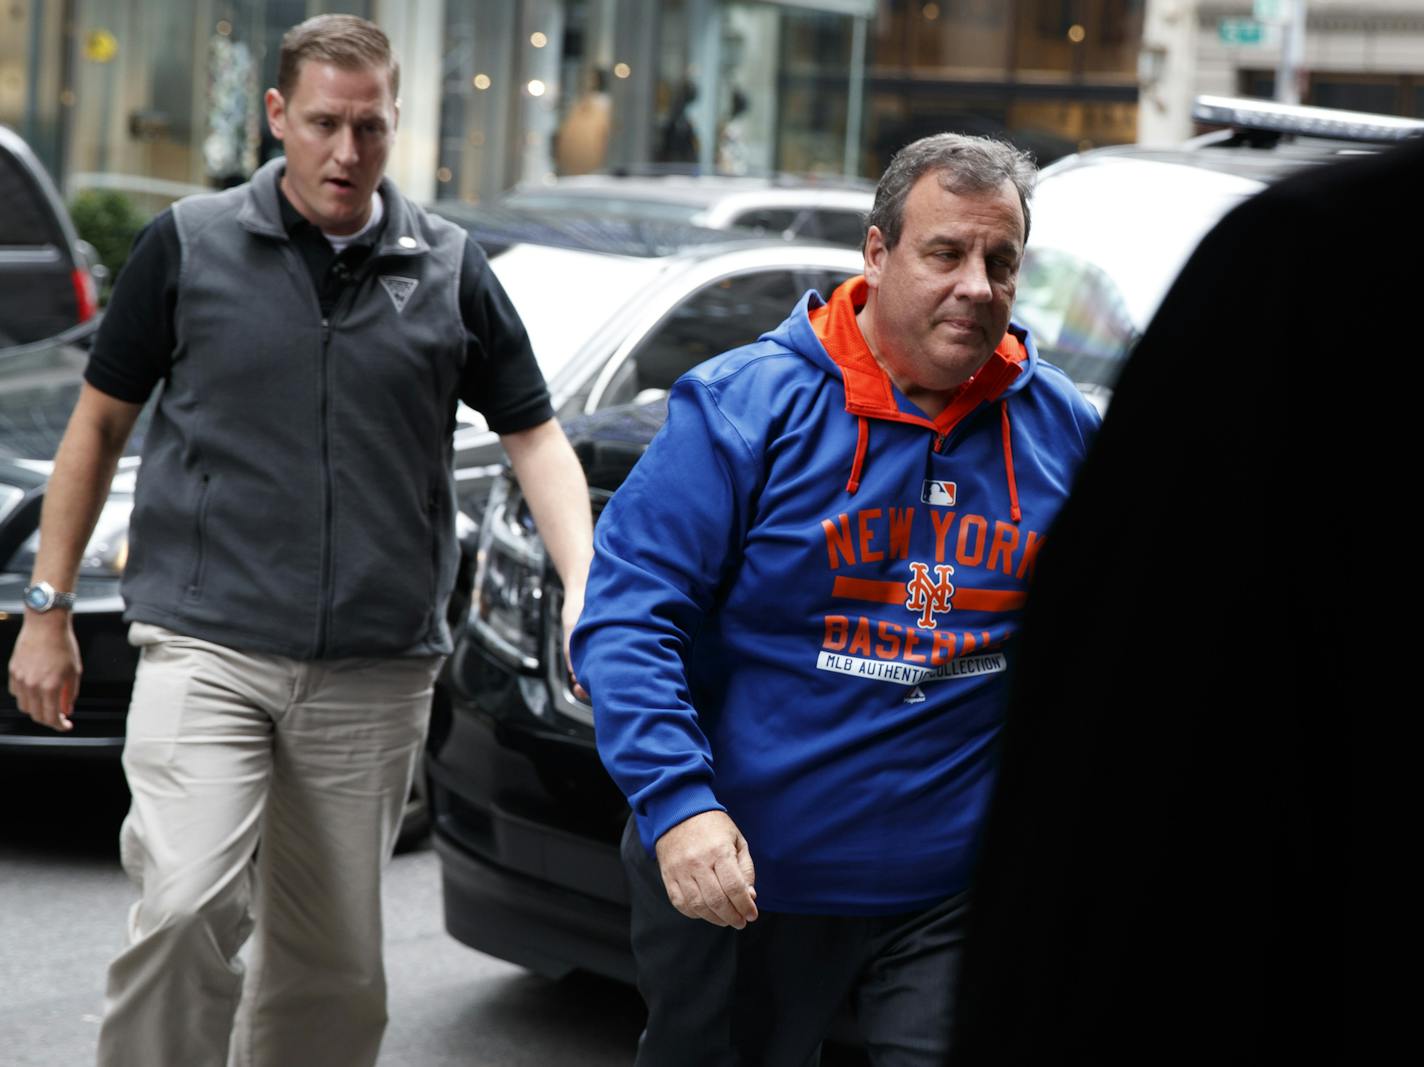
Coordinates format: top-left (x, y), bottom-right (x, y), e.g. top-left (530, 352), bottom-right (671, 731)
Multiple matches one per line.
top-left (904, 561), bottom-right (956, 629)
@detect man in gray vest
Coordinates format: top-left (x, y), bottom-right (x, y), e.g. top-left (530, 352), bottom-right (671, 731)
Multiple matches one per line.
top-left (7, 16), bottom-right (592, 1066)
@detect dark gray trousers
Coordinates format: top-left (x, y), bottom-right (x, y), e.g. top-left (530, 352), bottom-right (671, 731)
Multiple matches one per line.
top-left (622, 818), bottom-right (967, 1067)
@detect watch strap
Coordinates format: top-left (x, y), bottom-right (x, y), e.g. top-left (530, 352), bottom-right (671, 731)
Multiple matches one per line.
top-left (22, 582), bottom-right (77, 612)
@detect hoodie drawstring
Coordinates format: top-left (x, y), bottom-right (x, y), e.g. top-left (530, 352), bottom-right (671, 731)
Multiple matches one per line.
top-left (846, 416), bottom-right (869, 494)
top-left (1000, 401), bottom-right (1021, 523)
top-left (845, 403), bottom-right (1020, 521)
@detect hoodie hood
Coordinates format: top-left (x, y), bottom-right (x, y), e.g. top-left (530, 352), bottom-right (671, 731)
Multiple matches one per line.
top-left (763, 276), bottom-right (1037, 515)
top-left (766, 276), bottom-right (1039, 418)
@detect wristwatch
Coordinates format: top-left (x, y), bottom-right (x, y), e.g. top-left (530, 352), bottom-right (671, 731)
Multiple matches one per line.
top-left (22, 581), bottom-right (76, 613)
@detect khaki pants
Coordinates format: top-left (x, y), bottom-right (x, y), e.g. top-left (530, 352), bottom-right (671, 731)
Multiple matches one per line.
top-left (96, 623), bottom-right (442, 1067)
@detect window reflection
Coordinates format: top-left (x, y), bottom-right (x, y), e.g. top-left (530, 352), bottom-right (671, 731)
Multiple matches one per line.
top-left (777, 8), bottom-right (853, 174)
top-left (601, 268), bottom-right (853, 409)
top-left (1013, 246), bottom-right (1138, 392)
top-left (1015, 0), bottom-right (1144, 76)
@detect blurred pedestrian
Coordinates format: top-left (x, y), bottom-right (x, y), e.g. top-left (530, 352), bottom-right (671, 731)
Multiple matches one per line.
top-left (556, 67), bottom-right (613, 175)
top-left (948, 128), bottom-right (1419, 1067)
top-left (717, 88), bottom-right (750, 175)
top-left (7, 14), bottom-right (592, 1067)
top-left (658, 80), bottom-right (700, 164)
top-left (573, 133), bottom-right (1099, 1066)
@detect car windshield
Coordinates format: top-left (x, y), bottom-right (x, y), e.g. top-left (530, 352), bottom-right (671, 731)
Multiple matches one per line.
top-left (488, 243), bottom-right (668, 385)
top-left (1014, 156), bottom-right (1263, 390)
top-left (1012, 247), bottom-right (1139, 392)
top-left (0, 372), bottom-right (88, 463)
top-left (0, 323), bottom-right (149, 463)
top-left (500, 189), bottom-right (707, 225)
top-left (435, 204), bottom-right (749, 434)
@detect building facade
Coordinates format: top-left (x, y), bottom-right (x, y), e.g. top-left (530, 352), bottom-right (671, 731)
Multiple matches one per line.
top-left (1139, 0), bottom-right (1424, 144)
top-left (5, 1), bottom-right (1168, 209)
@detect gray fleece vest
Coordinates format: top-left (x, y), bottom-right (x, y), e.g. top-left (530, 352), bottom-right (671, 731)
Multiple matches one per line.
top-left (121, 160), bottom-right (470, 659)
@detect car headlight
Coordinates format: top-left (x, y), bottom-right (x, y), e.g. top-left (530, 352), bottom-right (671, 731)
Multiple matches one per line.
top-left (0, 485), bottom-right (24, 525)
top-left (7, 497), bottom-right (133, 577)
top-left (470, 475), bottom-right (546, 671)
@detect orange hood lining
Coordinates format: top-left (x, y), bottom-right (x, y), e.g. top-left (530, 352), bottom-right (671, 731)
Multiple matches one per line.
top-left (810, 276), bottom-right (1026, 518)
top-left (807, 275), bottom-right (1026, 439)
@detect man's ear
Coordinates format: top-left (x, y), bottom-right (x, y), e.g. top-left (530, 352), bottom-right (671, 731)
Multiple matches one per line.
top-left (393, 97), bottom-right (401, 133)
top-left (264, 88), bottom-right (287, 141)
top-left (863, 225), bottom-right (888, 289)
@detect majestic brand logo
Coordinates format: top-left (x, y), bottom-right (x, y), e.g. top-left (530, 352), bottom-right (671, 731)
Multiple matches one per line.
top-left (379, 275), bottom-right (419, 314)
top-left (921, 479), bottom-right (957, 507)
top-left (904, 685), bottom-right (927, 705)
top-left (905, 561), bottom-right (956, 629)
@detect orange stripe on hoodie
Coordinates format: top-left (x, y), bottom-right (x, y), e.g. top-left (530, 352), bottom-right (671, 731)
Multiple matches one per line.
top-left (831, 576), bottom-right (1027, 613)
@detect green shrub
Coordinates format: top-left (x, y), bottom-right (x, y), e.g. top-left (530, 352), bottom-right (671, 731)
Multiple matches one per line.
top-left (69, 189), bottom-right (147, 301)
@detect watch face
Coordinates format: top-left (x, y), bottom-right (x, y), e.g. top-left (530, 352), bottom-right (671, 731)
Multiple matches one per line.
top-left (24, 584), bottom-right (51, 611)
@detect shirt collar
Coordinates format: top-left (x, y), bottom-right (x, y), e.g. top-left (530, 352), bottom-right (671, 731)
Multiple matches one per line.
top-left (276, 185), bottom-right (385, 251)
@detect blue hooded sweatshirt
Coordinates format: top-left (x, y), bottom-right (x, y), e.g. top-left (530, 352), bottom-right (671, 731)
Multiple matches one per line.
top-left (572, 277), bottom-right (1099, 915)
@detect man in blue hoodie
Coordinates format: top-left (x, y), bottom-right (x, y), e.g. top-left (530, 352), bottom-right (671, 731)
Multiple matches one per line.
top-left (572, 134), bottom-right (1099, 1065)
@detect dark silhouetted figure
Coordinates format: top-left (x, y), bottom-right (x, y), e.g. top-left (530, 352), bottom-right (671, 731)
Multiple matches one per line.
top-left (658, 80), bottom-right (700, 164)
top-left (952, 134), bottom-right (1422, 1065)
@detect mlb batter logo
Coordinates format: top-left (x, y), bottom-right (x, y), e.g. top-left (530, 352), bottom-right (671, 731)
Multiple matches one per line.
top-left (921, 479), bottom-right (957, 506)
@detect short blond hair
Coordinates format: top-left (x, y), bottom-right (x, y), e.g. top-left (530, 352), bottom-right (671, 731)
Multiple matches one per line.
top-left (276, 15), bottom-right (399, 100)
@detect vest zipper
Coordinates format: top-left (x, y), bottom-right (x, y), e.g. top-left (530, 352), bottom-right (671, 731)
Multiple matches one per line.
top-left (314, 266), bottom-right (378, 656)
top-left (315, 314), bottom-right (335, 657)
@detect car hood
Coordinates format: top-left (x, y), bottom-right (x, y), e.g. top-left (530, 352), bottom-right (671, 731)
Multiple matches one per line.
top-left (0, 322), bottom-right (144, 466)
top-left (560, 398), bottom-right (668, 493)
top-left (562, 396), bottom-right (668, 449)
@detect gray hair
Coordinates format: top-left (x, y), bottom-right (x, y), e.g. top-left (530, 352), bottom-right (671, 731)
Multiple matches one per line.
top-left (866, 133), bottom-right (1037, 250)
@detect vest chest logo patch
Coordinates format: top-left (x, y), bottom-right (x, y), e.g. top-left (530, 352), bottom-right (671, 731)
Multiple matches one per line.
top-left (379, 275), bottom-right (419, 314)
top-left (921, 479), bottom-right (957, 506)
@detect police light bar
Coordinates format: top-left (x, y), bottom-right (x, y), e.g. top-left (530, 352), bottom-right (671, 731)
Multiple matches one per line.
top-left (1193, 94), bottom-right (1424, 143)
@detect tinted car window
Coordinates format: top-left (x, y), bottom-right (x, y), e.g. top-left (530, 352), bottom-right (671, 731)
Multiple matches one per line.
top-left (1012, 246), bottom-right (1138, 390)
top-left (1, 134), bottom-right (84, 346)
top-left (498, 191), bottom-right (705, 225)
top-left (0, 150), bottom-right (61, 247)
top-left (597, 267), bottom-right (854, 409)
top-left (727, 208), bottom-right (801, 238)
top-left (807, 209), bottom-right (867, 248)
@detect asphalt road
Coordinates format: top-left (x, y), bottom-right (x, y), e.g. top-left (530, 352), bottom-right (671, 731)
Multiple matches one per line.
top-left (0, 756), bottom-right (646, 1066)
top-left (0, 756), bottom-right (870, 1066)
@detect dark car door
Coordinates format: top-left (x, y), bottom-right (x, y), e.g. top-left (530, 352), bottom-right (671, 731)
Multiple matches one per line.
top-left (0, 127), bottom-right (93, 347)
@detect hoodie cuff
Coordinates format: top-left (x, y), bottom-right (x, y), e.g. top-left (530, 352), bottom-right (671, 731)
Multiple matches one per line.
top-left (635, 781), bottom-right (727, 857)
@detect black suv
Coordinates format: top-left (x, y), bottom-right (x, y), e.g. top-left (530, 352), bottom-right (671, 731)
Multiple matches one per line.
top-left (424, 95), bottom-right (1423, 986)
top-left (429, 402), bottom-right (663, 981)
top-left (0, 125), bottom-right (101, 347)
